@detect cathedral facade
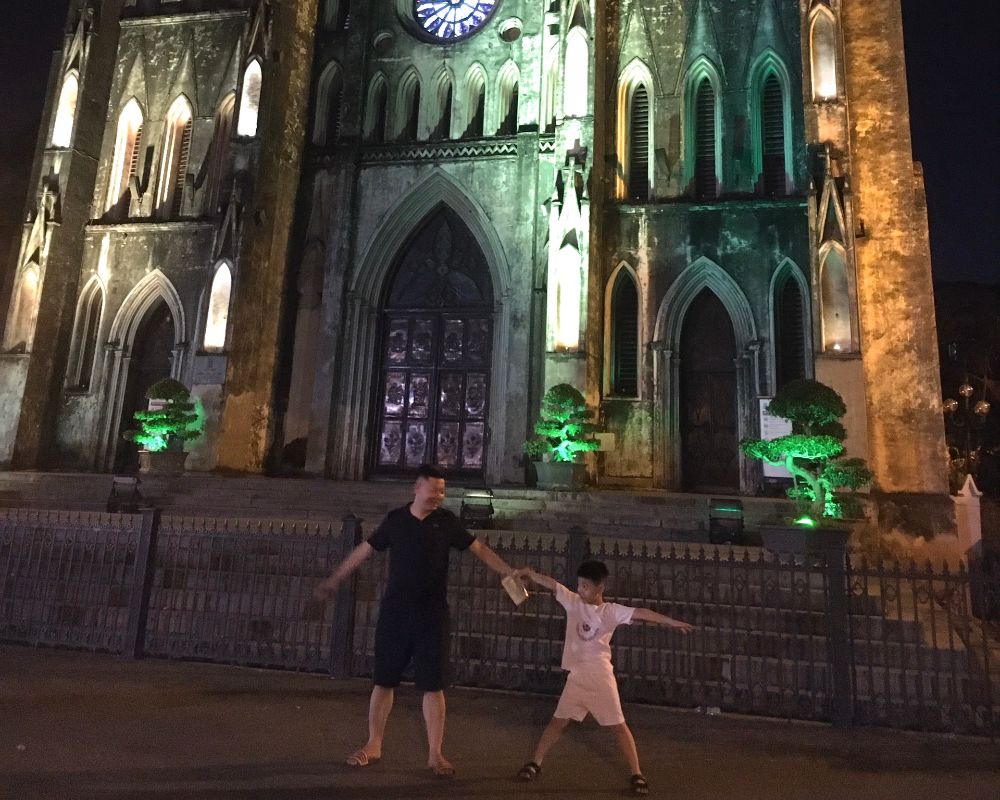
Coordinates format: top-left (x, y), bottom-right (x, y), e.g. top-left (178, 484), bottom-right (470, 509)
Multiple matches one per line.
top-left (0, 1), bottom-right (950, 510)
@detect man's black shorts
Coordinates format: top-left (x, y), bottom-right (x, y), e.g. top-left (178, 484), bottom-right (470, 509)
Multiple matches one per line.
top-left (373, 603), bottom-right (450, 692)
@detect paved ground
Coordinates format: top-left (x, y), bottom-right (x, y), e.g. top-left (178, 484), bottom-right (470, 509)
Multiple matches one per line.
top-left (0, 646), bottom-right (997, 800)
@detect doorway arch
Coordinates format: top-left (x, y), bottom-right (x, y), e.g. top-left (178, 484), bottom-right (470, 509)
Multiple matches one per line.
top-left (372, 207), bottom-right (494, 476)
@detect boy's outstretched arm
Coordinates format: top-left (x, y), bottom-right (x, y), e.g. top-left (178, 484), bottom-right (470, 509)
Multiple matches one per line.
top-left (514, 567), bottom-right (558, 593)
top-left (631, 607), bottom-right (695, 633)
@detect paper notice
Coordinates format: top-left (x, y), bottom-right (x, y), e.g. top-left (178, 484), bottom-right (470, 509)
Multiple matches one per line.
top-left (501, 575), bottom-right (530, 606)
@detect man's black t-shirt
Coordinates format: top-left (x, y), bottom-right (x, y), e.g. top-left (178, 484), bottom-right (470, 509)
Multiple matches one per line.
top-left (367, 505), bottom-right (475, 608)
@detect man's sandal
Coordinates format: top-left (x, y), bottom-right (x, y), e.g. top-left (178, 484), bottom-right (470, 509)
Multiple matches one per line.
top-left (630, 774), bottom-right (650, 796)
top-left (517, 761), bottom-right (542, 781)
top-left (345, 749), bottom-right (380, 767)
top-left (429, 761), bottom-right (456, 778)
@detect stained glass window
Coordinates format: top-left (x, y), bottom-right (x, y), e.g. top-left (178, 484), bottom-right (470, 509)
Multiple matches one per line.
top-left (415, 1), bottom-right (496, 40)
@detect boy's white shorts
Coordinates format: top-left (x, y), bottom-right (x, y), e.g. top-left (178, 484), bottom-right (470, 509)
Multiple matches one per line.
top-left (554, 669), bottom-right (625, 726)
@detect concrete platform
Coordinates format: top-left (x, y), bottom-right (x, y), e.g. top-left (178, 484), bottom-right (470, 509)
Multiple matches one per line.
top-left (0, 646), bottom-right (997, 800)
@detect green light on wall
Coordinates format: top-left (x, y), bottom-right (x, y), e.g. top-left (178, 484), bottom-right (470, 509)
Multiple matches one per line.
top-left (794, 515), bottom-right (818, 528)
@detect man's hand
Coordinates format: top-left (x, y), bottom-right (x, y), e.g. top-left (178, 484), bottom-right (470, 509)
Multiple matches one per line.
top-left (312, 576), bottom-right (341, 602)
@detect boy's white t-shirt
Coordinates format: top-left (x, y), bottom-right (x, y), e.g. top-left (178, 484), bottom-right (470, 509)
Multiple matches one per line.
top-left (554, 582), bottom-right (635, 673)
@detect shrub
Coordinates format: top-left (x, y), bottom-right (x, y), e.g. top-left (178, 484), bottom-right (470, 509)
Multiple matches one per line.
top-left (742, 379), bottom-right (873, 520)
top-left (124, 378), bottom-right (200, 453)
top-left (524, 383), bottom-right (600, 463)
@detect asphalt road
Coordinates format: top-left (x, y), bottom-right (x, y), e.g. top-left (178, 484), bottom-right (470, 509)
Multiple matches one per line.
top-left (0, 646), bottom-right (997, 799)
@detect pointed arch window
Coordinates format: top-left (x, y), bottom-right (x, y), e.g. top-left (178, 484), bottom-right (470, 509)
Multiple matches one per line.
top-left (550, 245), bottom-right (583, 351)
top-left (106, 99), bottom-right (144, 213)
top-left (610, 270), bottom-right (639, 397)
top-left (464, 70), bottom-right (486, 138)
top-left (761, 73), bottom-right (786, 196)
top-left (204, 94), bottom-right (236, 215)
top-left (67, 281), bottom-right (103, 390)
top-left (203, 262), bottom-right (233, 352)
top-left (3, 265), bottom-right (41, 352)
top-left (399, 73), bottom-right (421, 141)
top-left (237, 59), bottom-right (263, 138)
top-left (327, 0), bottom-right (350, 30)
top-left (497, 67), bottom-right (519, 135)
top-left (542, 49), bottom-right (558, 132)
top-left (51, 71), bottom-right (79, 148)
top-left (694, 77), bottom-right (717, 199)
top-left (432, 75), bottom-right (454, 140)
top-left (314, 63), bottom-right (344, 145)
top-left (810, 8), bottom-right (839, 101)
top-left (365, 76), bottom-right (389, 143)
top-left (563, 26), bottom-right (589, 118)
top-left (156, 96), bottom-right (193, 218)
top-left (774, 274), bottom-right (806, 389)
top-left (617, 74), bottom-right (651, 201)
top-left (820, 246), bottom-right (853, 353)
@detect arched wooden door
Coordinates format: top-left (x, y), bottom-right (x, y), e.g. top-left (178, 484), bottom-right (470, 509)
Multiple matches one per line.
top-left (679, 289), bottom-right (739, 492)
top-left (373, 208), bottom-right (493, 476)
top-left (114, 300), bottom-right (175, 472)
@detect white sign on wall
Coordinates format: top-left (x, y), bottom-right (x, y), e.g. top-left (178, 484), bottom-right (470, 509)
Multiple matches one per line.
top-left (759, 397), bottom-right (792, 479)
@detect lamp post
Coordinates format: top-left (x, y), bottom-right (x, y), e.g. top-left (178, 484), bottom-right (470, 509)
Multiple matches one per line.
top-left (943, 381), bottom-right (991, 491)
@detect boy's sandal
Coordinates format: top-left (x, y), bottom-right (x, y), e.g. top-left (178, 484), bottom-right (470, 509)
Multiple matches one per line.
top-left (517, 761), bottom-right (542, 781)
top-left (630, 774), bottom-right (650, 796)
top-left (430, 761), bottom-right (456, 778)
top-left (345, 749), bottom-right (379, 767)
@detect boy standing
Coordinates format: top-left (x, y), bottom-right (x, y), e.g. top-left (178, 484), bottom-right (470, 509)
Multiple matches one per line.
top-left (515, 560), bottom-right (693, 796)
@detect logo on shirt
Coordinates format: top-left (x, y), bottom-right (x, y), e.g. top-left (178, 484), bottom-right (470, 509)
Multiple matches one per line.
top-left (577, 621), bottom-right (601, 641)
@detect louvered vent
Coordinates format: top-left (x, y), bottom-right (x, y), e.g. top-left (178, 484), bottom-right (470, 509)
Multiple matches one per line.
top-left (776, 278), bottom-right (806, 388)
top-left (627, 85), bottom-right (650, 200)
top-left (762, 74), bottom-right (785, 196)
top-left (171, 120), bottom-right (192, 218)
top-left (612, 273), bottom-right (640, 397)
top-left (695, 80), bottom-right (716, 199)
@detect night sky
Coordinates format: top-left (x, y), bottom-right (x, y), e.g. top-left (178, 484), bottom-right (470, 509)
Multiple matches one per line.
top-left (0, 2), bottom-right (996, 284)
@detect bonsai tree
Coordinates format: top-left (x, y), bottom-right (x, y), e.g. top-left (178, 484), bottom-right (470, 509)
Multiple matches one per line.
top-left (741, 379), bottom-right (873, 521)
top-left (524, 383), bottom-right (600, 463)
top-left (124, 378), bottom-right (200, 453)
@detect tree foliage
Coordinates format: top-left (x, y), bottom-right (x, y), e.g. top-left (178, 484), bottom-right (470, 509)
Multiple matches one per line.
top-left (124, 379), bottom-right (200, 453)
top-left (525, 383), bottom-right (600, 463)
top-left (742, 380), bottom-right (872, 520)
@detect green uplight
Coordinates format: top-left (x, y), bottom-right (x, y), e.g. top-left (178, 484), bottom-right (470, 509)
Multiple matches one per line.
top-left (794, 515), bottom-right (818, 528)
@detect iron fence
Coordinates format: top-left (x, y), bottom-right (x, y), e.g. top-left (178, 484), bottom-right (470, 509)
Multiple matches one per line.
top-left (0, 508), bottom-right (997, 737)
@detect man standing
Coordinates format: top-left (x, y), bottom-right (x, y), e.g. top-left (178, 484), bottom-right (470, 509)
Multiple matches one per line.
top-left (314, 464), bottom-right (516, 777)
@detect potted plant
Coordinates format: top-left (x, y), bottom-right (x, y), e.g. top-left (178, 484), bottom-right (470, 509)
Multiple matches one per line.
top-left (525, 383), bottom-right (600, 490)
top-left (124, 378), bottom-right (200, 475)
top-left (741, 379), bottom-right (873, 555)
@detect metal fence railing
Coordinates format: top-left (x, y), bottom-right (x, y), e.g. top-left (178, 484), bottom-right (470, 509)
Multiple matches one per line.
top-left (1, 508), bottom-right (997, 737)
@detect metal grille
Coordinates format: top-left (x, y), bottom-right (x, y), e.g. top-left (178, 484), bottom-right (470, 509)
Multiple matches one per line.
top-left (0, 509), bottom-right (142, 653)
top-left (145, 517), bottom-right (342, 670)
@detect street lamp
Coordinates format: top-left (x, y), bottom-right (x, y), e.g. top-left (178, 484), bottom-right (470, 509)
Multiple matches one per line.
top-left (944, 382), bottom-right (991, 490)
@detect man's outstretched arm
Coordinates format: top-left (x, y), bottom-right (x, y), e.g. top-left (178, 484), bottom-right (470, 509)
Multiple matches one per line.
top-left (313, 541), bottom-right (374, 600)
top-left (468, 539), bottom-right (515, 577)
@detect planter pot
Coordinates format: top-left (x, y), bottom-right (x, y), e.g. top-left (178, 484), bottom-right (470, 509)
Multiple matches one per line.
top-left (138, 449), bottom-right (188, 476)
top-left (534, 461), bottom-right (587, 491)
top-left (760, 524), bottom-right (850, 562)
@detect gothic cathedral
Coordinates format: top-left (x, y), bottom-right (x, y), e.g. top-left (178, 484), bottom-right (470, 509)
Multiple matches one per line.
top-left (0, 1), bottom-right (950, 512)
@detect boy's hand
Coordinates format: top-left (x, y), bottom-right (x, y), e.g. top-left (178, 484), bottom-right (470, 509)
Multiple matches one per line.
top-left (666, 618), bottom-right (694, 634)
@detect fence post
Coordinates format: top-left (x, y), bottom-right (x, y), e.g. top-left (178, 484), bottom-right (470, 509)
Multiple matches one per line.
top-left (330, 513), bottom-right (363, 678)
top-left (124, 508), bottom-right (161, 660)
top-left (824, 540), bottom-right (854, 727)
top-left (566, 525), bottom-right (589, 576)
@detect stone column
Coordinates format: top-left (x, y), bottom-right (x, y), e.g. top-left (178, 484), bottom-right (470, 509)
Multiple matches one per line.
top-left (216, 0), bottom-right (319, 473)
top-left (840, 0), bottom-right (951, 528)
top-left (10, 3), bottom-right (127, 469)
